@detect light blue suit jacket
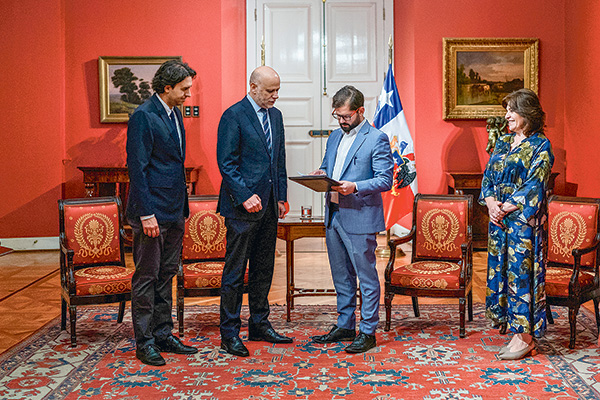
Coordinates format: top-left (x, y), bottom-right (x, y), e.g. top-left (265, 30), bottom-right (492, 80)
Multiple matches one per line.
top-left (320, 120), bottom-right (393, 234)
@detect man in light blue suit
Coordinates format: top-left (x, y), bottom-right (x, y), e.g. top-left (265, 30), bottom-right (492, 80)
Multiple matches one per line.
top-left (310, 85), bottom-right (393, 353)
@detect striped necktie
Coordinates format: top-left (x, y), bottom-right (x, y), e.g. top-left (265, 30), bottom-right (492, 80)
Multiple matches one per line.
top-left (260, 108), bottom-right (272, 153)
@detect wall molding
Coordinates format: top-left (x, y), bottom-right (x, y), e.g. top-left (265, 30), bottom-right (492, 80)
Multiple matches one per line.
top-left (0, 237), bottom-right (59, 251)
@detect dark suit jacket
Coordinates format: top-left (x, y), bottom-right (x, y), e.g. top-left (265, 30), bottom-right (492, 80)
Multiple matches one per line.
top-left (126, 94), bottom-right (189, 223)
top-left (216, 96), bottom-right (287, 221)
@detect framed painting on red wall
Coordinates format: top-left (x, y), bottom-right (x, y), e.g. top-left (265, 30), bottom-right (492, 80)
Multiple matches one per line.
top-left (442, 38), bottom-right (539, 120)
top-left (98, 56), bottom-right (181, 123)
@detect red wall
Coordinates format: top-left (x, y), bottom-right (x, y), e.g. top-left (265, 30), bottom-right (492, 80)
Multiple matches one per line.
top-left (0, 0), bottom-right (247, 238)
top-left (2, 0), bottom-right (599, 239)
top-left (0, 0), bottom-right (65, 237)
top-left (564, 2), bottom-right (600, 197)
top-left (395, 0), bottom-right (567, 195)
top-left (61, 0), bottom-right (246, 205)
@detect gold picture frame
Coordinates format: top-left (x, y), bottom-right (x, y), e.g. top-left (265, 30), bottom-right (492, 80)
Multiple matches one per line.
top-left (99, 56), bottom-right (181, 123)
top-left (443, 38), bottom-right (539, 120)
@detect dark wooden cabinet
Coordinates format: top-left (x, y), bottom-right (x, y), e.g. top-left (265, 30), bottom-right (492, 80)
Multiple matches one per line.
top-left (78, 166), bottom-right (200, 207)
top-left (446, 171), bottom-right (558, 251)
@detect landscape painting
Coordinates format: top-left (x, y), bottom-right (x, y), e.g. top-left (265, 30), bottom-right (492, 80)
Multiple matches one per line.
top-left (456, 51), bottom-right (524, 106)
top-left (443, 38), bottom-right (538, 120)
top-left (99, 56), bottom-right (181, 123)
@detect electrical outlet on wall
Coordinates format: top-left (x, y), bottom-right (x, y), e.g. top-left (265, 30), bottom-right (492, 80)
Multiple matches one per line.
top-left (183, 106), bottom-right (192, 118)
top-left (192, 106), bottom-right (199, 118)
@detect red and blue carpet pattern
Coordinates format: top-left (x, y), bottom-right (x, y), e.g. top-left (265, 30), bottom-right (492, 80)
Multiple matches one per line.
top-left (1, 304), bottom-right (599, 399)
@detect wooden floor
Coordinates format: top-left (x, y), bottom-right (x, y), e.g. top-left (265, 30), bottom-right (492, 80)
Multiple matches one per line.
top-left (0, 236), bottom-right (590, 355)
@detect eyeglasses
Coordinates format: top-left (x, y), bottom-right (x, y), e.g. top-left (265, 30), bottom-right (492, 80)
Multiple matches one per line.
top-left (332, 109), bottom-right (358, 121)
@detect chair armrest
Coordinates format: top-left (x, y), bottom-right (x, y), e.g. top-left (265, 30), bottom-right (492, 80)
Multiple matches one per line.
top-left (119, 228), bottom-right (129, 243)
top-left (572, 233), bottom-right (600, 257)
top-left (59, 237), bottom-right (76, 293)
top-left (459, 239), bottom-right (473, 284)
top-left (389, 227), bottom-right (415, 248)
top-left (570, 233), bottom-right (600, 291)
top-left (384, 228), bottom-right (415, 282)
top-left (177, 260), bottom-right (185, 288)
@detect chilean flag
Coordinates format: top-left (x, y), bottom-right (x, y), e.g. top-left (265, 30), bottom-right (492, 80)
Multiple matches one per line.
top-left (373, 64), bottom-right (418, 230)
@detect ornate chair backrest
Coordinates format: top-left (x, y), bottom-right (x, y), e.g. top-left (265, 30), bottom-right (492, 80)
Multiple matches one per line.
top-left (182, 196), bottom-right (227, 261)
top-left (59, 197), bottom-right (124, 267)
top-left (413, 194), bottom-right (471, 261)
top-left (547, 195), bottom-right (600, 268)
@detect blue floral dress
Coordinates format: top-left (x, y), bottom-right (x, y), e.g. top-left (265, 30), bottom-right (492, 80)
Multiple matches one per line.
top-left (480, 132), bottom-right (554, 337)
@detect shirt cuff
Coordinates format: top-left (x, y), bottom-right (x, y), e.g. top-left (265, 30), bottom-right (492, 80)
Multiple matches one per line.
top-left (140, 214), bottom-right (155, 221)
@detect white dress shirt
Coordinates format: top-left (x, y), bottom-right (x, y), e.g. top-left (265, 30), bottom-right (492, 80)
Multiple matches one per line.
top-left (330, 119), bottom-right (366, 203)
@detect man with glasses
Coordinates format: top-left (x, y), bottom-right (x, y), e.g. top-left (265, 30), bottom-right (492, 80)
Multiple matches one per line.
top-left (310, 85), bottom-right (393, 353)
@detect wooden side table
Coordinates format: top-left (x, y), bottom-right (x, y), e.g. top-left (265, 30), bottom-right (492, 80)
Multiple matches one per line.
top-left (277, 218), bottom-right (328, 322)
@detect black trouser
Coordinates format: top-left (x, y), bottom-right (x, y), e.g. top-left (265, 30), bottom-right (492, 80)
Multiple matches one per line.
top-left (130, 218), bottom-right (185, 348)
top-left (220, 196), bottom-right (278, 339)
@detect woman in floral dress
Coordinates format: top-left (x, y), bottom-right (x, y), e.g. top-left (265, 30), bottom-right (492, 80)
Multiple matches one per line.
top-left (480, 89), bottom-right (554, 360)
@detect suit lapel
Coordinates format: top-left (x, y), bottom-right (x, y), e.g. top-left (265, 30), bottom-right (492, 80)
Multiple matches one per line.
top-left (327, 130), bottom-right (343, 175)
top-left (151, 95), bottom-right (183, 158)
top-left (339, 122), bottom-right (369, 178)
top-left (242, 97), bottom-right (271, 156)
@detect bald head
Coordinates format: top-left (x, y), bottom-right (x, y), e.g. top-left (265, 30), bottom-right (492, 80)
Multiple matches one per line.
top-left (250, 66), bottom-right (279, 85)
top-left (249, 66), bottom-right (280, 109)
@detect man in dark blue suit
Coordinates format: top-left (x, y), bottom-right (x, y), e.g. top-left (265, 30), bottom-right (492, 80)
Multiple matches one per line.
top-left (217, 66), bottom-right (292, 357)
top-left (126, 60), bottom-right (199, 366)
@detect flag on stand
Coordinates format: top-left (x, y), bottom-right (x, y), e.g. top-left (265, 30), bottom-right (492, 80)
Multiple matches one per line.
top-left (372, 64), bottom-right (417, 230)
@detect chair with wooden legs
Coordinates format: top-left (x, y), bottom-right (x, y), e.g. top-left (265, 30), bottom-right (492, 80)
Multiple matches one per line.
top-left (58, 196), bottom-right (132, 347)
top-left (176, 195), bottom-right (248, 336)
top-left (384, 193), bottom-right (473, 338)
top-left (545, 195), bottom-right (600, 348)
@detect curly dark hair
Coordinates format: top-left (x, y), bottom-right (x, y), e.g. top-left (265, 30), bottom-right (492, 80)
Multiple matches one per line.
top-left (151, 60), bottom-right (196, 94)
top-left (332, 85), bottom-right (364, 110)
top-left (502, 88), bottom-right (545, 136)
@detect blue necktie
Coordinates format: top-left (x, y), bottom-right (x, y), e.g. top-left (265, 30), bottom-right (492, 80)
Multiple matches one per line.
top-left (169, 112), bottom-right (182, 151)
top-left (260, 108), bottom-right (272, 153)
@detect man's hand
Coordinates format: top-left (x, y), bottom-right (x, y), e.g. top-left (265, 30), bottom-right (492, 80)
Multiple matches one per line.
top-left (309, 169), bottom-right (326, 176)
top-left (142, 216), bottom-right (160, 237)
top-left (331, 181), bottom-right (356, 196)
top-left (277, 201), bottom-right (287, 219)
top-left (243, 194), bottom-right (262, 213)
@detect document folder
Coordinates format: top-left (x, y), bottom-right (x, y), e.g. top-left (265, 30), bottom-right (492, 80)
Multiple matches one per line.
top-left (289, 175), bottom-right (340, 192)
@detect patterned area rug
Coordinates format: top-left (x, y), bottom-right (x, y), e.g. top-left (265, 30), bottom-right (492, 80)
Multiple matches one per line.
top-left (1, 304), bottom-right (599, 399)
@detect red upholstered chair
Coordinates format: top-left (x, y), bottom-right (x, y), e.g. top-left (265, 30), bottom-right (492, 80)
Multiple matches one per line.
top-left (384, 193), bottom-right (473, 337)
top-left (545, 195), bottom-right (600, 348)
top-left (176, 196), bottom-right (248, 336)
top-left (58, 196), bottom-right (133, 347)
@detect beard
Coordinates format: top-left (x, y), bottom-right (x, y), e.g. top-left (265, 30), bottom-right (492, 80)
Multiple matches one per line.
top-left (340, 118), bottom-right (360, 133)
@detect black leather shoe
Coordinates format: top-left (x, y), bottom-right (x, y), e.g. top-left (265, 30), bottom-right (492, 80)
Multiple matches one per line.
top-left (345, 332), bottom-right (376, 353)
top-left (311, 325), bottom-right (356, 344)
top-left (156, 335), bottom-right (198, 355)
top-left (248, 326), bottom-right (293, 344)
top-left (136, 344), bottom-right (166, 366)
top-left (221, 336), bottom-right (250, 357)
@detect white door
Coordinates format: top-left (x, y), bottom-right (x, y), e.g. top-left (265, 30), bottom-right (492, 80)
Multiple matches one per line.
top-left (247, 0), bottom-right (393, 217)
